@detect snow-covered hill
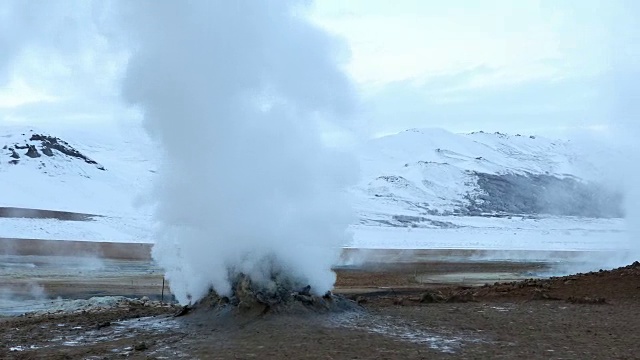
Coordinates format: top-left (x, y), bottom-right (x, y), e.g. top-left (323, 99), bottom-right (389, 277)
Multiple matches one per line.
top-left (0, 125), bottom-right (629, 256)
top-left (0, 124), bottom-right (157, 242)
top-left (1, 124), bottom-right (156, 216)
top-left (353, 128), bottom-right (622, 224)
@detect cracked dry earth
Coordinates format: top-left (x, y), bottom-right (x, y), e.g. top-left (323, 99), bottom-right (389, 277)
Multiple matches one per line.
top-left (2, 262), bottom-right (640, 359)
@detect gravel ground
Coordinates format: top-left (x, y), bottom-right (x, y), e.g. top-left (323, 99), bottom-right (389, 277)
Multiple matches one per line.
top-left (1, 259), bottom-right (639, 359)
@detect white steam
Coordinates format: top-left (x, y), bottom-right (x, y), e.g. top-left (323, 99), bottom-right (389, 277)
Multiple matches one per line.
top-left (117, 1), bottom-right (358, 303)
top-left (605, 0), bottom-right (640, 262)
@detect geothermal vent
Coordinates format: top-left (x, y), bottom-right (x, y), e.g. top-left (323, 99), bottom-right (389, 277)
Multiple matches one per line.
top-left (183, 273), bottom-right (360, 317)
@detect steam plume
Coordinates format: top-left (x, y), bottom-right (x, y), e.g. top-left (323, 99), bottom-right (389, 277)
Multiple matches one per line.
top-left (118, 1), bottom-right (358, 303)
top-left (606, 0), bottom-right (640, 262)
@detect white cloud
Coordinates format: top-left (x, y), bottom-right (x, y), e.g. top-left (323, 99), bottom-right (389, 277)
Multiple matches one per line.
top-left (0, 77), bottom-right (57, 109)
top-left (310, 0), bottom-right (583, 88)
top-left (0, 0), bottom-right (635, 137)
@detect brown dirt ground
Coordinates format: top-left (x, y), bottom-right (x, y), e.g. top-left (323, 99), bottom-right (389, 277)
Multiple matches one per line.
top-left (2, 259), bottom-right (640, 359)
top-left (0, 238), bottom-right (151, 260)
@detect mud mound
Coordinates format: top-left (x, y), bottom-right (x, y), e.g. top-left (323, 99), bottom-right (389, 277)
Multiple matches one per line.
top-left (183, 273), bottom-right (361, 319)
top-left (427, 261), bottom-right (640, 304)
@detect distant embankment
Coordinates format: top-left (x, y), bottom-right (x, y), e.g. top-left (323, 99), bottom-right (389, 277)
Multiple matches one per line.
top-left (0, 238), bottom-right (152, 260)
top-left (0, 207), bottom-right (98, 221)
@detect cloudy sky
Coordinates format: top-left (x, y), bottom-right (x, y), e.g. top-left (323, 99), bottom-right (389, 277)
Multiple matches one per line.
top-left (0, 0), bottom-right (636, 138)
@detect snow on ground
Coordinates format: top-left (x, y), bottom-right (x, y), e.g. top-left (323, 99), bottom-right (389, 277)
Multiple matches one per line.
top-left (0, 214), bottom-right (627, 252)
top-left (350, 222), bottom-right (627, 251)
top-left (0, 215), bottom-right (153, 243)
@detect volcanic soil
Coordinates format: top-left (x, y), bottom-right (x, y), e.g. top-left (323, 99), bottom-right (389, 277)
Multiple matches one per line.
top-left (2, 254), bottom-right (640, 359)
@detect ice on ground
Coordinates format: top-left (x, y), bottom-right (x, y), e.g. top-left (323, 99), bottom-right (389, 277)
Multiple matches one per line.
top-left (33, 296), bottom-right (130, 314)
top-left (0, 296), bottom-right (173, 316)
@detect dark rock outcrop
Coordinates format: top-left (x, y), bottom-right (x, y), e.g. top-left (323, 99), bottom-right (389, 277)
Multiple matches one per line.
top-left (25, 145), bottom-right (41, 158)
top-left (29, 134), bottom-right (103, 169)
top-left (41, 146), bottom-right (54, 156)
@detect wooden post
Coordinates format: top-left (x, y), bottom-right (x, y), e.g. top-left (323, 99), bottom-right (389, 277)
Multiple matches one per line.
top-left (161, 277), bottom-right (165, 304)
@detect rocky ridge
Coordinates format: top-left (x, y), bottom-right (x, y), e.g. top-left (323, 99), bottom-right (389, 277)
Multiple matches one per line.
top-left (2, 129), bottom-right (105, 171)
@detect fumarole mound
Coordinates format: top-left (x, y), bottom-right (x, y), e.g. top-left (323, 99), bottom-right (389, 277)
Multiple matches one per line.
top-left (184, 273), bottom-right (361, 318)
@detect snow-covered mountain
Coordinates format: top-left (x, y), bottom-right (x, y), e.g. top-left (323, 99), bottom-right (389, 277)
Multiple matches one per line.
top-left (0, 125), bottom-right (629, 255)
top-left (353, 128), bottom-right (622, 227)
